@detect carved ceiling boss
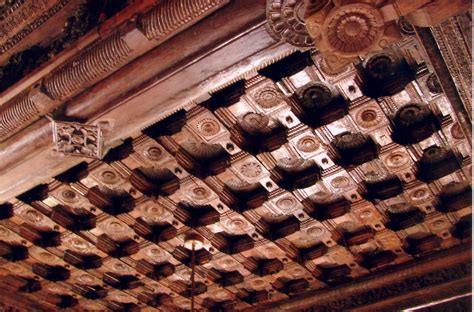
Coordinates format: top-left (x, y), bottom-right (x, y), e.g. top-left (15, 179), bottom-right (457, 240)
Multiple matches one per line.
top-left (266, 0), bottom-right (470, 70)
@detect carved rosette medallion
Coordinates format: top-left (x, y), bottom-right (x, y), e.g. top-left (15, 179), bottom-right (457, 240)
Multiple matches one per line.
top-left (196, 118), bottom-right (221, 137)
top-left (19, 208), bottom-right (47, 227)
top-left (359, 209), bottom-right (373, 220)
top-left (144, 145), bottom-right (163, 161)
top-left (297, 135), bottom-right (320, 153)
top-left (307, 226), bottom-right (325, 238)
top-left (288, 266), bottom-right (306, 278)
top-left (251, 83), bottom-right (285, 109)
top-left (64, 236), bottom-right (93, 254)
top-left (110, 292), bottom-right (133, 303)
top-left (37, 250), bottom-right (59, 264)
top-left (355, 105), bottom-right (384, 129)
top-left (384, 150), bottom-right (410, 169)
top-left (247, 277), bottom-right (268, 290)
top-left (96, 169), bottom-right (121, 185)
top-left (260, 244), bottom-right (284, 259)
top-left (139, 202), bottom-right (168, 224)
top-left (145, 246), bottom-right (169, 264)
top-left (323, 4), bottom-right (384, 56)
top-left (58, 188), bottom-right (80, 204)
top-left (173, 297), bottom-right (191, 310)
top-left (0, 226), bottom-right (11, 239)
top-left (408, 187), bottom-right (430, 202)
top-left (303, 1), bottom-right (394, 70)
top-left (265, 0), bottom-right (314, 47)
top-left (238, 161), bottom-right (263, 179)
top-left (225, 179), bottom-right (258, 193)
top-left (215, 256), bottom-right (240, 271)
top-left (47, 284), bottom-right (66, 295)
top-left (260, 209), bottom-right (288, 223)
top-left (111, 261), bottom-right (133, 274)
top-left (98, 219), bottom-right (132, 240)
top-left (4, 263), bottom-right (30, 276)
top-left (330, 175), bottom-right (351, 189)
top-left (53, 121), bottom-right (103, 159)
top-left (76, 273), bottom-right (96, 285)
top-left (189, 185), bottom-right (212, 202)
top-left (213, 289), bottom-right (230, 300)
top-left (275, 195), bottom-right (298, 214)
top-left (222, 217), bottom-right (250, 235)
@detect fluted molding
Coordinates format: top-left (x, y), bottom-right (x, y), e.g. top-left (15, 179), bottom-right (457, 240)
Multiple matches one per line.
top-left (0, 0), bottom-right (230, 142)
top-left (139, 0), bottom-right (229, 40)
top-left (43, 33), bottom-right (133, 100)
top-left (0, 94), bottom-right (38, 140)
top-left (0, 84), bottom-right (54, 141)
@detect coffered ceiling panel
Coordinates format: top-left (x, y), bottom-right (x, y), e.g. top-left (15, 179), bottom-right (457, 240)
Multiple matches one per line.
top-left (0, 10), bottom-right (471, 312)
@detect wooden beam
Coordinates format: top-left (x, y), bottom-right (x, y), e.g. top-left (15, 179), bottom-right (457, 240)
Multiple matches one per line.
top-left (0, 1), bottom-right (297, 203)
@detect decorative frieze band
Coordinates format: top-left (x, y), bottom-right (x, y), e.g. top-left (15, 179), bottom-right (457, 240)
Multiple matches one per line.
top-left (0, 0), bottom-right (72, 54)
top-left (0, 0), bottom-right (230, 143)
top-left (431, 15), bottom-right (472, 119)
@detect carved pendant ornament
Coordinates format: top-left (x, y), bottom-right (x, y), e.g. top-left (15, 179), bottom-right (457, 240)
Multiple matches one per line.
top-left (52, 121), bottom-right (103, 159)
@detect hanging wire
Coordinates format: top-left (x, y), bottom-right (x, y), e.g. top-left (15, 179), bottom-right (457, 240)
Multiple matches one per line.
top-left (191, 241), bottom-right (196, 312)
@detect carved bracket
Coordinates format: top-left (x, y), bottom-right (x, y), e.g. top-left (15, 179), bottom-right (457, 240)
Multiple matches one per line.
top-left (52, 120), bottom-right (103, 159)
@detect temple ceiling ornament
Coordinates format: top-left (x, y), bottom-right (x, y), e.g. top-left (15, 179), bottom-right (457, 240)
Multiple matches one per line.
top-left (52, 121), bottom-right (103, 159)
top-left (265, 0), bottom-right (470, 70)
top-left (0, 1), bottom-right (471, 311)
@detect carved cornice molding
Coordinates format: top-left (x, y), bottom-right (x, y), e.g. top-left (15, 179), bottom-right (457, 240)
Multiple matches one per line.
top-left (0, 0), bottom-right (66, 53)
top-left (0, 0), bottom-right (85, 63)
top-left (304, 262), bottom-right (470, 311)
top-left (415, 21), bottom-right (472, 145)
top-left (431, 14), bottom-right (472, 120)
top-left (0, 0), bottom-right (230, 142)
top-left (264, 244), bottom-right (472, 311)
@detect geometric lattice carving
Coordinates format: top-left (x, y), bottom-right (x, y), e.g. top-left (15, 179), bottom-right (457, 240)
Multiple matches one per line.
top-left (52, 121), bottom-right (103, 159)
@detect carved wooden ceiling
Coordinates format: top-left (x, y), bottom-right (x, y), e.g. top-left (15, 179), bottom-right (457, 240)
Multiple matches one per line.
top-left (0, 0), bottom-right (471, 311)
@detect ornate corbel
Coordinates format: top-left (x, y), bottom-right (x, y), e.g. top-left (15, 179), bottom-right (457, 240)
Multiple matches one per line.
top-left (52, 120), bottom-right (103, 159)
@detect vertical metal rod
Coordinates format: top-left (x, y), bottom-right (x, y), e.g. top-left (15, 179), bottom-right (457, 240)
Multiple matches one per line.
top-left (191, 241), bottom-right (196, 312)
